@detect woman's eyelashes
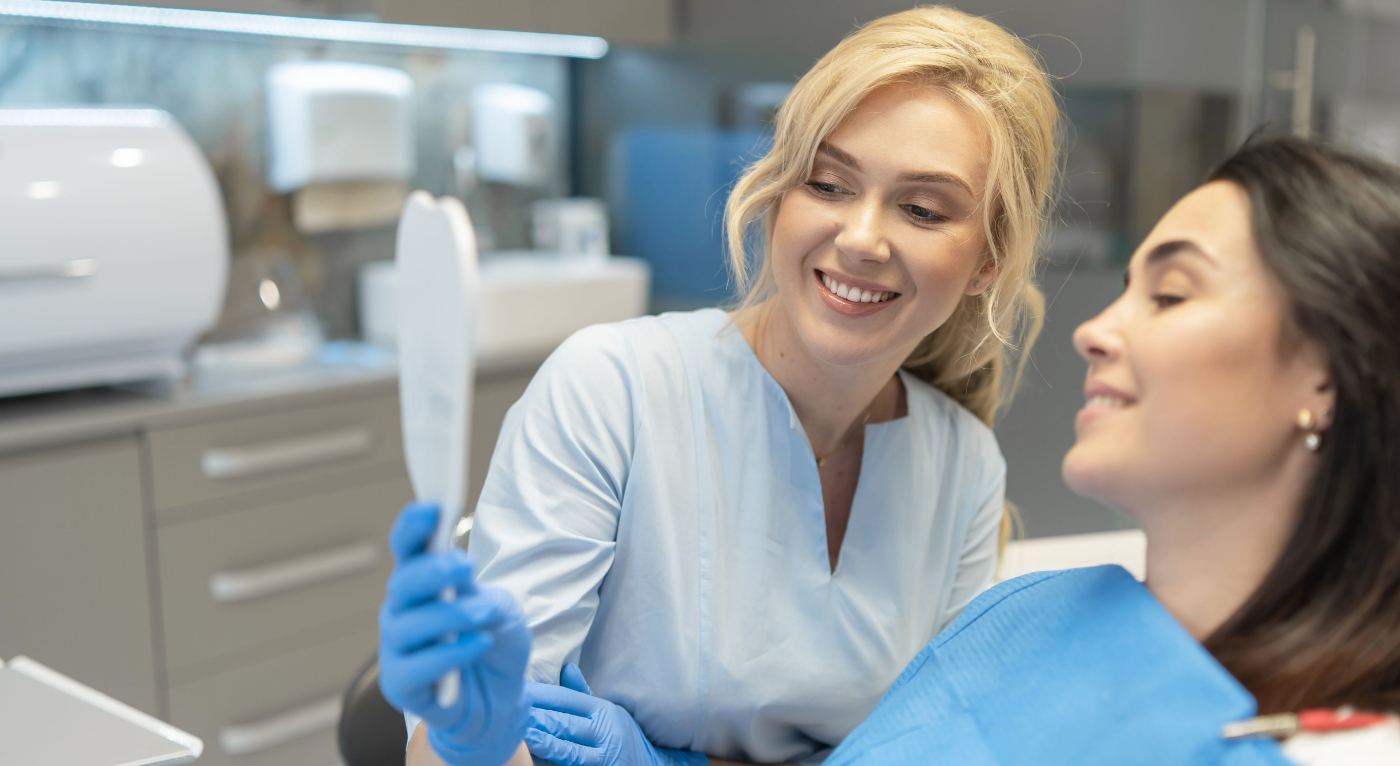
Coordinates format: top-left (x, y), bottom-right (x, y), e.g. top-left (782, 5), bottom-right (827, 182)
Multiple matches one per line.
top-left (805, 180), bottom-right (851, 196)
top-left (1148, 271), bottom-right (1195, 309)
top-left (803, 180), bottom-right (951, 224)
top-left (902, 203), bottom-right (949, 224)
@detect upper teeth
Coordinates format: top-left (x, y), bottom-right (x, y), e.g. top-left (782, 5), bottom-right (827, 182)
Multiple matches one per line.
top-left (1087, 395), bottom-right (1127, 409)
top-left (822, 273), bottom-right (894, 303)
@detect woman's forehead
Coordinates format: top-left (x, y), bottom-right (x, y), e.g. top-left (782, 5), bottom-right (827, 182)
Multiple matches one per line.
top-left (824, 83), bottom-right (989, 189)
top-left (1131, 181), bottom-right (1256, 275)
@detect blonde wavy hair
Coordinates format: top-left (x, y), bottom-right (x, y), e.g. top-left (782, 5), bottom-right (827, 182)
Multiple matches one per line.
top-left (725, 5), bottom-right (1061, 429)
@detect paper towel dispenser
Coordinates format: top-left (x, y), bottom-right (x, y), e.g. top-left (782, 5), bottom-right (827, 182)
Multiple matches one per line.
top-left (471, 83), bottom-right (554, 188)
top-left (265, 61), bottom-right (416, 233)
top-left (0, 107), bottom-right (228, 398)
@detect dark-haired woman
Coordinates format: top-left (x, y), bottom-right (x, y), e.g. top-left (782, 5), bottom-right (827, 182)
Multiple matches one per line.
top-left (822, 136), bottom-right (1400, 764)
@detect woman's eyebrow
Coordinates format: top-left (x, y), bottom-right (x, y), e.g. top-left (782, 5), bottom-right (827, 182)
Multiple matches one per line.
top-left (1145, 239), bottom-right (1216, 267)
top-left (1126, 238), bottom-right (1216, 287)
top-left (817, 142), bottom-right (861, 171)
top-left (817, 141), bottom-right (974, 197)
top-left (896, 170), bottom-right (974, 197)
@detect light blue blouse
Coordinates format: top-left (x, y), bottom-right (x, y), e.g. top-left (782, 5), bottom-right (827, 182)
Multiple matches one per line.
top-left (467, 308), bottom-right (1006, 763)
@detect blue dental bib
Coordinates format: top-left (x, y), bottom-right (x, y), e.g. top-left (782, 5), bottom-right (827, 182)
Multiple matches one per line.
top-left (826, 566), bottom-right (1293, 765)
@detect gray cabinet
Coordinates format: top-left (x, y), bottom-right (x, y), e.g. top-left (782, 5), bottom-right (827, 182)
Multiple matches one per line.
top-left (154, 477), bottom-right (405, 679)
top-left (166, 628), bottom-right (378, 766)
top-left (0, 361), bottom-right (540, 765)
top-left (148, 386), bottom-right (409, 764)
top-left (145, 395), bottom-right (406, 521)
top-left (0, 437), bottom-right (160, 715)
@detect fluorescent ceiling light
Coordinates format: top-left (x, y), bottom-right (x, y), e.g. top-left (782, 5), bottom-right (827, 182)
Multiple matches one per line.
top-left (0, 0), bottom-right (609, 58)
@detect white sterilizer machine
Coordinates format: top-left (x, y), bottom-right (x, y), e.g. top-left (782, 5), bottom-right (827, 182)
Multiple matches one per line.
top-left (0, 107), bottom-right (228, 397)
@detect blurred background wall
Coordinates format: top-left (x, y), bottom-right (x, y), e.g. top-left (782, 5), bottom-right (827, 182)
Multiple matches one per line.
top-left (5, 0), bottom-right (1398, 536)
top-left (0, 18), bottom-right (570, 338)
top-left (570, 0), bottom-right (1400, 535)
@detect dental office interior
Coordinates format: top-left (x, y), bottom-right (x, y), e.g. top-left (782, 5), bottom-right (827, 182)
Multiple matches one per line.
top-left (1, 0), bottom-right (1398, 763)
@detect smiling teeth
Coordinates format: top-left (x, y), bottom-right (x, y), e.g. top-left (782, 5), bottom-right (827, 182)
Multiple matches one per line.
top-left (822, 273), bottom-right (894, 303)
top-left (1087, 395), bottom-right (1127, 409)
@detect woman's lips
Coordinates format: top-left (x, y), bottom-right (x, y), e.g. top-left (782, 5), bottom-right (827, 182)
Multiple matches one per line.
top-left (1075, 392), bottom-right (1134, 429)
top-left (815, 270), bottom-right (900, 317)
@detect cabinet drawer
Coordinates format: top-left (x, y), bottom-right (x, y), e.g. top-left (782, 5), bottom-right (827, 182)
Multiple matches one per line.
top-left (168, 627), bottom-right (376, 766)
top-left (148, 395), bottom-right (404, 515)
top-left (0, 438), bottom-right (159, 715)
top-left (157, 478), bottom-right (409, 675)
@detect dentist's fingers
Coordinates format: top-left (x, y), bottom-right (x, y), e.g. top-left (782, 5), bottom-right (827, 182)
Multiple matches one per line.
top-left (559, 663), bottom-right (593, 695)
top-left (526, 698), bottom-right (599, 747)
top-left (379, 595), bottom-right (507, 653)
top-left (524, 727), bottom-right (600, 766)
top-left (526, 678), bottom-right (598, 718)
top-left (383, 549), bottom-right (477, 612)
top-left (471, 585), bottom-right (528, 631)
top-left (381, 632), bottom-right (495, 694)
top-left (388, 502), bottom-right (439, 562)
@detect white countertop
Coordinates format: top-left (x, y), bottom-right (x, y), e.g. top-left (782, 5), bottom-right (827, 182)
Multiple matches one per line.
top-left (0, 341), bottom-right (547, 457)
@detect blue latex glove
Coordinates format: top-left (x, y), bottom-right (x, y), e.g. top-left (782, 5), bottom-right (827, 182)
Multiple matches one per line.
top-left (378, 502), bottom-right (531, 766)
top-left (524, 663), bottom-right (709, 766)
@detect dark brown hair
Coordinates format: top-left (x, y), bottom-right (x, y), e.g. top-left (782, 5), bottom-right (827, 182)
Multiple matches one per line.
top-left (1202, 136), bottom-right (1400, 714)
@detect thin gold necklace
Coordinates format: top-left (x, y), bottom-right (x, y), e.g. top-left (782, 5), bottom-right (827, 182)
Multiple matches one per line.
top-left (815, 405), bottom-right (876, 467)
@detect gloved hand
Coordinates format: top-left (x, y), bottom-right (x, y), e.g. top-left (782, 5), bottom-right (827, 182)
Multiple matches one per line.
top-left (378, 502), bottom-right (531, 766)
top-left (524, 663), bottom-right (709, 766)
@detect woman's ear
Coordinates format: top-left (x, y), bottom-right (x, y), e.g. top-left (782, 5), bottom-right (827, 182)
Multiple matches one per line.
top-left (1296, 338), bottom-right (1336, 430)
top-left (1313, 378), bottom-right (1336, 431)
top-left (964, 258), bottom-right (998, 296)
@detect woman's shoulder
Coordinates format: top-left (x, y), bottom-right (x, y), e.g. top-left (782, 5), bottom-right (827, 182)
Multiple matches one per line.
top-left (546, 308), bottom-right (730, 369)
top-left (898, 370), bottom-right (1003, 469)
top-left (503, 312), bottom-right (731, 444)
top-left (527, 308), bottom-right (741, 414)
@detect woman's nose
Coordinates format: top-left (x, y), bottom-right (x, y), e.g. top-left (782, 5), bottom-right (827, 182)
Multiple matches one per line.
top-left (834, 199), bottom-right (890, 263)
top-left (1072, 300), bottom-right (1123, 364)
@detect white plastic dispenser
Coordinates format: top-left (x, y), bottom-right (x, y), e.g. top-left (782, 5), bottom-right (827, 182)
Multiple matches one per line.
top-left (470, 83), bottom-right (555, 188)
top-left (266, 61), bottom-right (415, 233)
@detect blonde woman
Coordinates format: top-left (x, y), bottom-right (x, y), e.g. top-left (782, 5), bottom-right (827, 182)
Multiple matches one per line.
top-left (377, 7), bottom-right (1061, 766)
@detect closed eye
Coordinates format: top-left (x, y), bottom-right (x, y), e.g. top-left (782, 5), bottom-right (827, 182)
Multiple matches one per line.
top-left (902, 203), bottom-right (948, 223)
top-left (1151, 294), bottom-right (1184, 309)
top-left (805, 181), bottom-right (850, 196)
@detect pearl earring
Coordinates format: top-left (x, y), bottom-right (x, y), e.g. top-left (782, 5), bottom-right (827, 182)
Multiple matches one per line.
top-left (1297, 409), bottom-right (1321, 452)
top-left (973, 280), bottom-right (981, 288)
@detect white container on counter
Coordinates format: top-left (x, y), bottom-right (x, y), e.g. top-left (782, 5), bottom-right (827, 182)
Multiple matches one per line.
top-left (357, 251), bottom-right (650, 360)
top-left (531, 197), bottom-right (609, 260)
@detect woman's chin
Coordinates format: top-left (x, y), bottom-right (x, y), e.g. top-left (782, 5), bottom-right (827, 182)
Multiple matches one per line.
top-left (796, 324), bottom-right (900, 368)
top-left (1061, 445), bottom-right (1118, 505)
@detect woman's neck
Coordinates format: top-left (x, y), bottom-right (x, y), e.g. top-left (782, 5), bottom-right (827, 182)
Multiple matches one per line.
top-left (1139, 456), bottom-right (1312, 640)
top-left (740, 302), bottom-right (907, 455)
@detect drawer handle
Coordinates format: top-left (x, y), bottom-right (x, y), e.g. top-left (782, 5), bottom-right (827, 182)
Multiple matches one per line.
top-left (0, 258), bottom-right (97, 283)
top-left (201, 426), bottom-right (375, 479)
top-left (209, 541), bottom-right (380, 603)
top-left (219, 695), bottom-right (341, 756)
